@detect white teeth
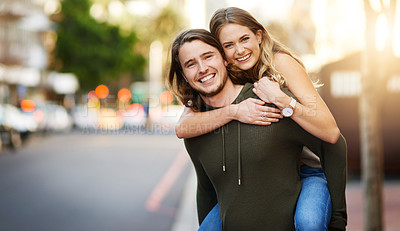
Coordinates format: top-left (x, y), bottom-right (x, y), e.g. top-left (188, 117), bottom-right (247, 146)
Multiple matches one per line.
top-left (200, 74), bottom-right (215, 83)
top-left (237, 54), bottom-right (250, 62)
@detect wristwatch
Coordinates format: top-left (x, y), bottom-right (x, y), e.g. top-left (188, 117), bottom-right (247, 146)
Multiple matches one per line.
top-left (281, 97), bottom-right (296, 117)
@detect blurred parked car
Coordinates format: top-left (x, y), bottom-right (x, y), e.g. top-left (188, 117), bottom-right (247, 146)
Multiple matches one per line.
top-left (119, 103), bottom-right (147, 129)
top-left (35, 103), bottom-right (73, 133)
top-left (0, 104), bottom-right (37, 150)
top-left (70, 104), bottom-right (99, 131)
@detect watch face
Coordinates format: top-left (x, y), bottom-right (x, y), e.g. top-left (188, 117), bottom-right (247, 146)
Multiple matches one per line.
top-left (282, 107), bottom-right (293, 117)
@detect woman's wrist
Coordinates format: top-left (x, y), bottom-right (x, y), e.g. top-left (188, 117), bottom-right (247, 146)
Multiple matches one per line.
top-left (227, 104), bottom-right (239, 121)
top-left (273, 93), bottom-right (292, 110)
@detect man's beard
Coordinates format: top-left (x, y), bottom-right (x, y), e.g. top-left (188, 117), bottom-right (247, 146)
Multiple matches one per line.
top-left (194, 74), bottom-right (228, 97)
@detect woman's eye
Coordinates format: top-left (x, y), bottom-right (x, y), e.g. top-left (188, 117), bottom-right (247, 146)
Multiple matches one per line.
top-left (224, 44), bottom-right (232, 49)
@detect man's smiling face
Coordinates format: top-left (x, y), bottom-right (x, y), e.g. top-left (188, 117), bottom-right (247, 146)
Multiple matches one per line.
top-left (179, 40), bottom-right (228, 97)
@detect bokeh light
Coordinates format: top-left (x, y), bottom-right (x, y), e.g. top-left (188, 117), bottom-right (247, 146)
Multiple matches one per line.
top-left (88, 90), bottom-right (97, 99)
top-left (160, 90), bottom-right (174, 105)
top-left (95, 85), bottom-right (109, 99)
top-left (33, 109), bottom-right (44, 123)
top-left (127, 103), bottom-right (144, 114)
top-left (20, 99), bottom-right (36, 112)
top-left (118, 88), bottom-right (132, 102)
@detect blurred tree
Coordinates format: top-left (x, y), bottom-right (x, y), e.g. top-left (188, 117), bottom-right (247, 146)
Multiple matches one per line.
top-left (139, 6), bottom-right (186, 81)
top-left (51, 0), bottom-right (146, 91)
top-left (359, 0), bottom-right (396, 230)
top-left (146, 7), bottom-right (185, 47)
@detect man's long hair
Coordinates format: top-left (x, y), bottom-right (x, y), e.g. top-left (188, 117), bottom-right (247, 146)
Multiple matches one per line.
top-left (167, 29), bottom-right (232, 111)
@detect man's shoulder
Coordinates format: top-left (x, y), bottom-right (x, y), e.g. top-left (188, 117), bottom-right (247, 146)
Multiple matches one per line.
top-left (234, 83), bottom-right (256, 103)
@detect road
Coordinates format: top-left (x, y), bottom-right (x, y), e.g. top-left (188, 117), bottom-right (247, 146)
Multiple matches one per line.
top-left (0, 131), bottom-right (190, 231)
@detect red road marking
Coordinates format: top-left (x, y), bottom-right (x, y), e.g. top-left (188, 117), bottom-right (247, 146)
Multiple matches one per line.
top-left (145, 149), bottom-right (189, 217)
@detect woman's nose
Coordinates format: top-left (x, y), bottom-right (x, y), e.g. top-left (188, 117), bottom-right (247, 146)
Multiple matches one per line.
top-left (236, 44), bottom-right (245, 54)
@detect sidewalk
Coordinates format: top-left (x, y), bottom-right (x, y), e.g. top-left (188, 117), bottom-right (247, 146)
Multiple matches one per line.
top-left (346, 179), bottom-right (400, 231)
top-left (170, 166), bottom-right (198, 231)
top-left (171, 167), bottom-right (400, 231)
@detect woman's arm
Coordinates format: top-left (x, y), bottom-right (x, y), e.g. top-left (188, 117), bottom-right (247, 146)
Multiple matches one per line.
top-left (175, 98), bottom-right (282, 139)
top-left (253, 53), bottom-right (340, 144)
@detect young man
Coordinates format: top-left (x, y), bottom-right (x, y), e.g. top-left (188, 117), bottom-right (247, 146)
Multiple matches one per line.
top-left (168, 29), bottom-right (347, 231)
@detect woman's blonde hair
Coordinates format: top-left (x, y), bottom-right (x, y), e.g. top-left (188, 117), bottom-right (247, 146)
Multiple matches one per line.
top-left (210, 7), bottom-right (306, 87)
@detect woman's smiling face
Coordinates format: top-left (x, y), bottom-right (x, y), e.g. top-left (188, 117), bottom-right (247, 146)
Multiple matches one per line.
top-left (218, 23), bottom-right (262, 71)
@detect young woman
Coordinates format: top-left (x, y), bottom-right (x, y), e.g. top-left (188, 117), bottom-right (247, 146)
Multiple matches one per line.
top-left (175, 7), bottom-right (344, 231)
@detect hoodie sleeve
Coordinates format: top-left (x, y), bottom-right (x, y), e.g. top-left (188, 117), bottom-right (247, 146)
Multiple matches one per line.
top-left (290, 121), bottom-right (348, 230)
top-left (319, 134), bottom-right (347, 230)
top-left (187, 150), bottom-right (218, 225)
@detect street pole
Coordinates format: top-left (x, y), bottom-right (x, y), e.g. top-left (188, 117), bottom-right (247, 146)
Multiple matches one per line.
top-left (360, 1), bottom-right (387, 230)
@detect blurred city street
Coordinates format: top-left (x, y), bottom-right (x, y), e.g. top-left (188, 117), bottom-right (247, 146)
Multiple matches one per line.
top-left (0, 131), bottom-right (191, 231)
top-left (1, 131), bottom-right (399, 231)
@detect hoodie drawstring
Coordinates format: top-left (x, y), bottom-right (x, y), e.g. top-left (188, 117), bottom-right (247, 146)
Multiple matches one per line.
top-left (222, 126), bottom-right (226, 172)
top-left (238, 123), bottom-right (241, 185)
top-left (221, 123), bottom-right (242, 186)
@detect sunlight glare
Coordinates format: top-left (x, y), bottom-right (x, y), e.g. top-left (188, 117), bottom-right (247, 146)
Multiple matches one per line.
top-left (368, 0), bottom-right (382, 12)
top-left (185, 0), bottom-right (206, 28)
top-left (393, 0), bottom-right (400, 57)
top-left (312, 0), bottom-right (327, 28)
top-left (382, 0), bottom-right (391, 9)
top-left (376, 13), bottom-right (389, 51)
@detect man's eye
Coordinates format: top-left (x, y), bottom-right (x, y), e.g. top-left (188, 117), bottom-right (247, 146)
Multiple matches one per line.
top-left (242, 37), bottom-right (249, 42)
top-left (205, 55), bottom-right (213, 59)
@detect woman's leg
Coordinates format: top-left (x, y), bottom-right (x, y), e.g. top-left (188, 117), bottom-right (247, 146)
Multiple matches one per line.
top-left (198, 204), bottom-right (222, 231)
top-left (294, 165), bottom-right (332, 231)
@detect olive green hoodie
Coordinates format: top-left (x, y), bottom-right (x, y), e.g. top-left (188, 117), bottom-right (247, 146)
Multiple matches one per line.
top-left (184, 83), bottom-right (347, 230)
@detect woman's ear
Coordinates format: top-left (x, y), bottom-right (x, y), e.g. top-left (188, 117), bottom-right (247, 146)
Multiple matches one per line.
top-left (256, 29), bottom-right (262, 44)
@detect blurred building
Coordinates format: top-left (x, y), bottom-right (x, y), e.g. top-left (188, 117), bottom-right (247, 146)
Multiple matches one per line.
top-left (318, 52), bottom-right (400, 174)
top-left (0, 0), bottom-right (50, 105)
top-left (0, 0), bottom-right (78, 105)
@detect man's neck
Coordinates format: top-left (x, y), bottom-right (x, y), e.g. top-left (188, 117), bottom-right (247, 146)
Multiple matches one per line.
top-left (201, 80), bottom-right (243, 108)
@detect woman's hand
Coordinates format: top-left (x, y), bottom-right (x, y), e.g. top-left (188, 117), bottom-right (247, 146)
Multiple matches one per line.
top-left (232, 98), bottom-right (282, 125)
top-left (253, 77), bottom-right (288, 104)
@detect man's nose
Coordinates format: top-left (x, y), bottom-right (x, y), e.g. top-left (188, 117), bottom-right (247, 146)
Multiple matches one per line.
top-left (198, 61), bottom-right (208, 73)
